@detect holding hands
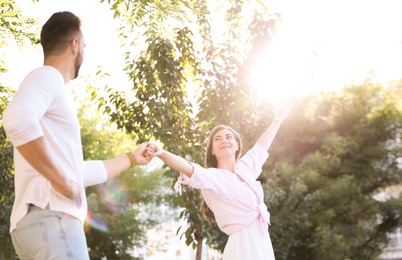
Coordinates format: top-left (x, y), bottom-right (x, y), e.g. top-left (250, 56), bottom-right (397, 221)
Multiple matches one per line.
top-left (146, 142), bottom-right (194, 177)
top-left (130, 142), bottom-right (165, 164)
top-left (135, 104), bottom-right (290, 175)
top-left (130, 142), bottom-right (158, 165)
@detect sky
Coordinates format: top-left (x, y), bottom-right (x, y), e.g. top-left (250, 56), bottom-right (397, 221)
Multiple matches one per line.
top-left (253, 0), bottom-right (402, 101)
top-left (3, 0), bottom-right (402, 102)
top-left (4, 0), bottom-right (124, 90)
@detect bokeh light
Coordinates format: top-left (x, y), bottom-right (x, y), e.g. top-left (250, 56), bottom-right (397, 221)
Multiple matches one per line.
top-left (98, 178), bottom-right (130, 213)
top-left (85, 210), bottom-right (109, 233)
top-left (85, 178), bottom-right (130, 233)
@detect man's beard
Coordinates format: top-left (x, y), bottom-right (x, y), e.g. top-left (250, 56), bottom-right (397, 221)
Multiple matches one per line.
top-left (74, 51), bottom-right (82, 79)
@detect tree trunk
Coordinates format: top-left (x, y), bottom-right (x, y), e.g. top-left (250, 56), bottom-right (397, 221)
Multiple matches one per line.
top-left (195, 237), bottom-right (203, 260)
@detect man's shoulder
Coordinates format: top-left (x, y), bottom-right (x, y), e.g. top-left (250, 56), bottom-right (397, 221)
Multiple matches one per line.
top-left (21, 66), bottom-right (63, 87)
top-left (26, 66), bottom-right (59, 78)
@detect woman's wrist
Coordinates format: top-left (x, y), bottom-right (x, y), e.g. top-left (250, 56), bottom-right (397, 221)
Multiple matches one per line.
top-left (156, 149), bottom-right (165, 158)
top-left (273, 118), bottom-right (284, 125)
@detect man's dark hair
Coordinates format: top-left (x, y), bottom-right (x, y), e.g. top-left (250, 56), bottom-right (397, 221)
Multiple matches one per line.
top-left (40, 11), bottom-right (82, 56)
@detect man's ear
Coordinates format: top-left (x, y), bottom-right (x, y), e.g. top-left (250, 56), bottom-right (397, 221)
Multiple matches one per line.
top-left (70, 38), bottom-right (79, 55)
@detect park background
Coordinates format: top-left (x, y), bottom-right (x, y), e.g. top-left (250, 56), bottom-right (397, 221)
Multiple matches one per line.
top-left (1, 0), bottom-right (402, 259)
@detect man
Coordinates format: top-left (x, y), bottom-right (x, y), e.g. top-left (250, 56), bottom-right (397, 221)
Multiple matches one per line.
top-left (2, 11), bottom-right (152, 259)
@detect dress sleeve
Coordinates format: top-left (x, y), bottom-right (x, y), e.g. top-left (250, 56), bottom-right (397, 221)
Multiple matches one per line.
top-left (236, 144), bottom-right (269, 180)
top-left (82, 160), bottom-right (108, 187)
top-left (174, 162), bottom-right (218, 195)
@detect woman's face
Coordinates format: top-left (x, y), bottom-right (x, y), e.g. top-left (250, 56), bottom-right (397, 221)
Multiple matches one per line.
top-left (211, 128), bottom-right (238, 160)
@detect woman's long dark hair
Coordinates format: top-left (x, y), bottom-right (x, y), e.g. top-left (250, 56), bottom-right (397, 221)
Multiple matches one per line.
top-left (200, 125), bottom-right (242, 220)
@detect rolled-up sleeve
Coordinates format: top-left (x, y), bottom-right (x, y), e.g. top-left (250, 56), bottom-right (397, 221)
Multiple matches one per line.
top-left (174, 163), bottom-right (219, 194)
top-left (2, 69), bottom-right (58, 147)
top-left (83, 160), bottom-right (108, 187)
top-left (236, 144), bottom-right (269, 179)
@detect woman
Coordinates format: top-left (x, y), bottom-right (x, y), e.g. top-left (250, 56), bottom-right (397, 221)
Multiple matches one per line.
top-left (153, 104), bottom-right (289, 259)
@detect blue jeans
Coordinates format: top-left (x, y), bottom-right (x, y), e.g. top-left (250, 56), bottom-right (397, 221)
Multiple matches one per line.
top-left (10, 205), bottom-right (89, 260)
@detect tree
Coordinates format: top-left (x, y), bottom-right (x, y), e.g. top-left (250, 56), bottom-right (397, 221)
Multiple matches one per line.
top-left (76, 92), bottom-right (173, 259)
top-left (0, 1), bottom-right (174, 257)
top-left (0, 85), bottom-right (16, 260)
top-left (0, 0), bottom-right (39, 74)
top-left (0, 1), bottom-right (39, 258)
top-left (266, 80), bottom-right (402, 259)
top-left (3, 0), bottom-right (401, 259)
top-left (91, 0), bottom-right (278, 258)
top-left (92, 0), bottom-right (402, 259)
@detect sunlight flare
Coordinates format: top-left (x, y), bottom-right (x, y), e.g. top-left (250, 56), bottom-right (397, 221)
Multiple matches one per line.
top-left (250, 39), bottom-right (312, 104)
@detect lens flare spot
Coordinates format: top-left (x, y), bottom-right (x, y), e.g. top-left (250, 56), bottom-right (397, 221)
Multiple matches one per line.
top-left (85, 210), bottom-right (108, 233)
top-left (98, 178), bottom-right (130, 212)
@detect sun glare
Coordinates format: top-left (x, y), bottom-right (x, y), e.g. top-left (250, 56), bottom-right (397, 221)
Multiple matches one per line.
top-left (250, 37), bottom-right (313, 104)
top-left (250, 0), bottom-right (402, 105)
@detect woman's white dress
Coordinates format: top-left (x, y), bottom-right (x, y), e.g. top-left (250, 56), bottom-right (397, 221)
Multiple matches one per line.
top-left (223, 219), bottom-right (275, 260)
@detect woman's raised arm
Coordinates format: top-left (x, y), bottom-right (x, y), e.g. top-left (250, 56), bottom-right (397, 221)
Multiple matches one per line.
top-left (255, 104), bottom-right (289, 151)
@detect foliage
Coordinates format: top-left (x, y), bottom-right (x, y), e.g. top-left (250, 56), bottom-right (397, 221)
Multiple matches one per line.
top-left (90, 0), bottom-right (278, 258)
top-left (1, 1), bottom-right (173, 258)
top-left (0, 0), bottom-right (39, 74)
top-left (93, 0), bottom-right (402, 259)
top-left (77, 92), bottom-right (173, 259)
top-left (0, 85), bottom-right (17, 260)
top-left (0, 1), bottom-right (39, 258)
top-left (266, 81), bottom-right (402, 259)
top-left (2, 0), bottom-right (402, 259)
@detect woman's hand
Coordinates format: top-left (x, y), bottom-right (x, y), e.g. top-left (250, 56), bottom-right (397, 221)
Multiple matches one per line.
top-left (255, 103), bottom-right (289, 150)
top-left (275, 103), bottom-right (290, 122)
top-left (150, 143), bottom-right (164, 157)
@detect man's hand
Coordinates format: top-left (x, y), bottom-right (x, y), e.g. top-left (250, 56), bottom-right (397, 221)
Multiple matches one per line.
top-left (131, 142), bottom-right (157, 166)
top-left (16, 137), bottom-right (82, 207)
top-left (52, 179), bottom-right (82, 207)
top-left (104, 142), bottom-right (159, 180)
